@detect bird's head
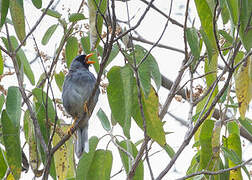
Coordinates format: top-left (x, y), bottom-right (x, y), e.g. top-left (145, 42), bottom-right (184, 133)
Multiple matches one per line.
top-left (72, 53), bottom-right (95, 69)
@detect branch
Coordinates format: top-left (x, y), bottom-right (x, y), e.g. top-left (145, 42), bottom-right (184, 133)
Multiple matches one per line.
top-left (177, 157), bottom-right (252, 180)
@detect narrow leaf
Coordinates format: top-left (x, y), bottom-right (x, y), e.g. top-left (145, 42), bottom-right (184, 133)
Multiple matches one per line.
top-left (0, 94), bottom-right (4, 112)
top-left (88, 0), bottom-right (107, 50)
top-left (0, 0), bottom-right (9, 27)
top-left (66, 36), bottom-right (78, 68)
top-left (32, 0), bottom-right (42, 9)
top-left (118, 140), bottom-right (143, 180)
top-left (132, 86), bottom-right (166, 146)
top-left (69, 13), bottom-right (86, 22)
top-left (0, 148), bottom-right (7, 179)
top-left (0, 49), bottom-right (3, 75)
top-left (9, 0), bottom-right (26, 43)
top-left (97, 108), bottom-right (111, 131)
top-left (42, 8), bottom-right (62, 19)
top-left (239, 118), bottom-right (252, 136)
top-left (225, 0), bottom-right (239, 26)
top-left (186, 27), bottom-right (200, 59)
top-left (42, 24), bottom-right (58, 45)
top-left (1, 110), bottom-right (22, 179)
top-left (54, 71), bottom-right (65, 92)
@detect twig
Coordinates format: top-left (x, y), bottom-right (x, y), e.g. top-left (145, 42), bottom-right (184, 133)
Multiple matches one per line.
top-left (176, 157), bottom-right (252, 180)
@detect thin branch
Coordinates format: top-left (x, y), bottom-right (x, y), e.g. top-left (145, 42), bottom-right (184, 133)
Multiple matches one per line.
top-left (138, 0), bottom-right (184, 28)
top-left (15, 0), bottom-right (55, 53)
top-left (132, 36), bottom-right (185, 54)
top-left (177, 157), bottom-right (252, 180)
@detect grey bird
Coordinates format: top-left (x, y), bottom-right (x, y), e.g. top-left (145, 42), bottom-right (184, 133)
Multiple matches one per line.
top-left (62, 54), bottom-right (100, 158)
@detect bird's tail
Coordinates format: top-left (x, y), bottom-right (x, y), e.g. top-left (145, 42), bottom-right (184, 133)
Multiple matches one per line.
top-left (75, 124), bottom-right (89, 158)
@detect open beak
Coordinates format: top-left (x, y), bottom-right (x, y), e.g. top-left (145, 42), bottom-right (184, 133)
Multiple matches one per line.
top-left (85, 53), bottom-right (95, 64)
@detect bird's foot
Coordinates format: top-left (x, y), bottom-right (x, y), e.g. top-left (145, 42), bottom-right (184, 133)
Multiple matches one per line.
top-left (67, 117), bottom-right (77, 136)
top-left (83, 101), bottom-right (91, 116)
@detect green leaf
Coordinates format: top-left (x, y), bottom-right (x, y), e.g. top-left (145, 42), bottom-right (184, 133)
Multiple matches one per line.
top-left (97, 44), bottom-right (119, 68)
top-left (118, 140), bottom-right (143, 180)
top-left (0, 0), bottom-right (9, 27)
top-left (6, 86), bottom-right (21, 126)
top-left (227, 121), bottom-right (240, 135)
top-left (42, 24), bottom-right (58, 45)
top-left (221, 146), bottom-right (241, 165)
top-left (66, 36), bottom-right (79, 68)
top-left (87, 150), bottom-right (113, 180)
top-left (239, 118), bottom-right (252, 136)
top-left (23, 110), bottom-right (30, 142)
top-left (9, 0), bottom-right (26, 43)
top-left (163, 143), bottom-right (175, 158)
top-left (69, 13), bottom-right (86, 22)
top-left (199, 119), bottom-right (214, 169)
top-left (219, 30), bottom-right (233, 44)
top-left (133, 45), bottom-right (161, 96)
top-left (76, 136), bottom-right (99, 180)
top-left (0, 148), bottom-right (7, 179)
top-left (186, 27), bottom-right (200, 59)
top-left (238, 0), bottom-right (252, 51)
top-left (225, 0), bottom-right (239, 26)
top-left (0, 49), bottom-right (3, 75)
top-left (42, 8), bottom-right (62, 19)
top-left (0, 94), bottom-right (4, 112)
top-left (32, 88), bottom-right (56, 122)
top-left (200, 29), bottom-right (213, 63)
top-left (132, 86), bottom-right (166, 146)
top-left (1, 110), bottom-right (22, 179)
top-left (97, 108), bottom-right (111, 131)
top-left (220, 0), bottom-right (230, 24)
top-left (107, 65), bottom-right (133, 138)
top-left (54, 71), bottom-right (65, 92)
top-left (80, 35), bottom-right (100, 73)
top-left (10, 36), bottom-right (35, 85)
top-left (88, 0), bottom-right (107, 50)
top-left (32, 0), bottom-right (42, 9)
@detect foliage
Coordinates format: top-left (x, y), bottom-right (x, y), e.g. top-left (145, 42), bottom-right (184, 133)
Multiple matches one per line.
top-left (0, 0), bottom-right (251, 179)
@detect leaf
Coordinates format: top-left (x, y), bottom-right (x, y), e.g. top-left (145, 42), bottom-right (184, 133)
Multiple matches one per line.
top-left (87, 150), bottom-right (113, 180)
top-left (6, 86), bottom-right (21, 126)
top-left (199, 119), bottom-right (214, 169)
top-left (227, 133), bottom-right (242, 179)
top-left (32, 88), bottom-right (56, 122)
top-left (132, 86), bottom-right (166, 146)
top-left (69, 13), bottom-right (86, 22)
top-left (220, 0), bottom-right (230, 24)
top-left (53, 125), bottom-right (74, 180)
top-left (2, 36), bottom-right (35, 85)
top-left (54, 71), bottom-right (65, 92)
top-left (76, 136), bottom-right (99, 180)
top-left (42, 24), bottom-right (58, 45)
top-left (107, 65), bottom-right (133, 138)
top-left (9, 0), bottom-right (26, 43)
top-left (239, 0), bottom-right (252, 51)
top-left (0, 0), bottom-right (9, 27)
top-left (186, 27), bottom-right (200, 60)
top-left (227, 121), bottom-right (240, 135)
top-left (97, 44), bottom-right (119, 68)
top-left (239, 118), bottom-right (252, 136)
top-left (1, 110), bottom-right (22, 179)
top-left (118, 140), bottom-right (143, 180)
top-left (80, 35), bottom-right (100, 73)
top-left (219, 30), bottom-right (233, 43)
top-left (97, 108), bottom-right (111, 131)
top-left (32, 0), bottom-right (42, 9)
top-left (133, 45), bottom-right (161, 96)
top-left (163, 143), bottom-right (175, 158)
top-left (65, 36), bottom-right (78, 68)
top-left (225, 0), bottom-right (239, 26)
top-left (200, 29), bottom-right (213, 62)
top-left (0, 49), bottom-right (3, 75)
top-left (41, 8), bottom-right (62, 18)
top-left (0, 94), bottom-right (4, 112)
top-left (88, 0), bottom-right (107, 50)
top-left (0, 148), bottom-right (7, 179)
top-left (234, 57), bottom-right (252, 119)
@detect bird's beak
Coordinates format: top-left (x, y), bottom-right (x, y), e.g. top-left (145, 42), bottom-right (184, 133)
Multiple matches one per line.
top-left (85, 53), bottom-right (95, 64)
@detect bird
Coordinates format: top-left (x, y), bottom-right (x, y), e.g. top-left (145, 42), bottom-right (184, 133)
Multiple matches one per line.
top-left (62, 53), bottom-right (100, 158)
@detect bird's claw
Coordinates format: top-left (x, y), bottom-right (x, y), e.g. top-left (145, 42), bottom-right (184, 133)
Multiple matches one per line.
top-left (83, 101), bottom-right (91, 116)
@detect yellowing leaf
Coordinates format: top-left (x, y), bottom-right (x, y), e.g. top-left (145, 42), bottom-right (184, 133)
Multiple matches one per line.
top-left (235, 56), bottom-right (252, 119)
top-left (53, 125), bottom-right (75, 180)
top-left (9, 0), bottom-right (26, 44)
top-left (132, 86), bottom-right (166, 146)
